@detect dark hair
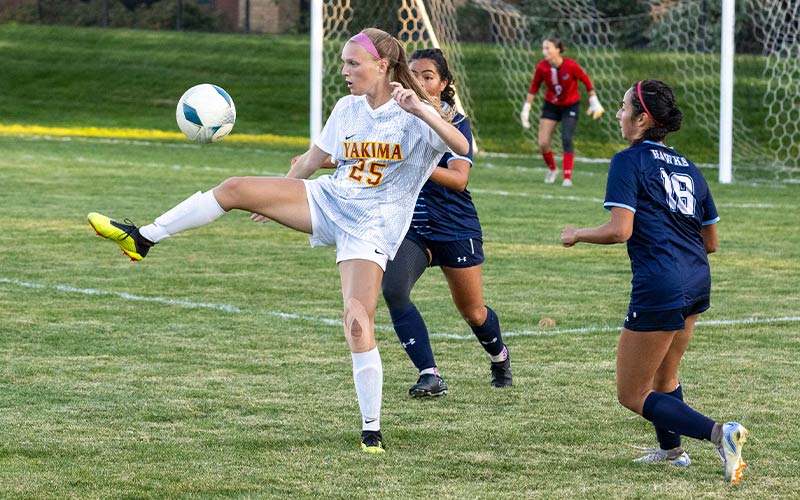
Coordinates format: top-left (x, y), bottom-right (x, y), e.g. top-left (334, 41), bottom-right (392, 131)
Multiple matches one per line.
top-left (409, 48), bottom-right (457, 108)
top-left (630, 80), bottom-right (683, 143)
top-left (544, 37), bottom-right (565, 54)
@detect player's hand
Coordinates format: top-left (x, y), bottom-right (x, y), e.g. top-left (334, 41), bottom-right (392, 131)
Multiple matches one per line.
top-left (561, 226), bottom-right (579, 247)
top-left (520, 102), bottom-right (531, 129)
top-left (251, 213), bottom-right (271, 224)
top-left (390, 81), bottom-right (423, 115)
top-left (587, 95), bottom-right (604, 120)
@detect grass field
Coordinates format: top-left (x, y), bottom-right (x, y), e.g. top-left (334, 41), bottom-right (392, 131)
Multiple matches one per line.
top-left (1, 132), bottom-right (799, 498)
top-left (1, 22), bottom-right (799, 499)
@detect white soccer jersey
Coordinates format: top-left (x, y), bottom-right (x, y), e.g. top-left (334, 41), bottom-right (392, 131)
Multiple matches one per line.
top-left (310, 94), bottom-right (449, 258)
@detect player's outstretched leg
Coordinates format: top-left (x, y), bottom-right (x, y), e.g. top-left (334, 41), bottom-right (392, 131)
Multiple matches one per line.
top-left (88, 190), bottom-right (225, 261)
top-left (88, 212), bottom-right (155, 261)
top-left (717, 422), bottom-right (748, 484)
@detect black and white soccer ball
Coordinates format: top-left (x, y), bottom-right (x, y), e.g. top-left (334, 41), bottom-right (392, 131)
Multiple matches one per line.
top-left (176, 83), bottom-right (236, 143)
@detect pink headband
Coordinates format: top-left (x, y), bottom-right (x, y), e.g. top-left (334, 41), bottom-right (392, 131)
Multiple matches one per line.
top-left (349, 33), bottom-right (382, 60)
top-left (637, 81), bottom-right (664, 127)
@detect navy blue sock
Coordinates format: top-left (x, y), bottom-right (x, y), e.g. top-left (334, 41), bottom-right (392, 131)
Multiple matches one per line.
top-left (390, 304), bottom-right (435, 371)
top-left (641, 391), bottom-right (715, 441)
top-left (470, 306), bottom-right (504, 357)
top-left (654, 385), bottom-right (684, 450)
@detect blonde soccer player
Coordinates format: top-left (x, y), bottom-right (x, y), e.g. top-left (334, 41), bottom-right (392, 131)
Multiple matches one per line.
top-left (87, 27), bottom-right (468, 454)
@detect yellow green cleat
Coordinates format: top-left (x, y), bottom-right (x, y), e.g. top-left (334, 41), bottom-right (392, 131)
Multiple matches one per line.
top-left (87, 212), bottom-right (154, 262)
top-left (360, 430), bottom-right (385, 454)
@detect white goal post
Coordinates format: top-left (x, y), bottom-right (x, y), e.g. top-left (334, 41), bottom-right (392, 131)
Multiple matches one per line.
top-left (718, 0), bottom-right (734, 183)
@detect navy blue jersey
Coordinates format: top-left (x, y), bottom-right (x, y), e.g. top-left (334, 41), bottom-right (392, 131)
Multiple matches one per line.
top-left (409, 111), bottom-right (482, 241)
top-left (604, 140), bottom-right (719, 311)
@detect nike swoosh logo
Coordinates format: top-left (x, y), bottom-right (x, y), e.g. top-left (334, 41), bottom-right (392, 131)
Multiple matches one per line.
top-left (364, 418), bottom-right (377, 424)
top-left (374, 249), bottom-right (385, 255)
top-left (345, 134), bottom-right (356, 140)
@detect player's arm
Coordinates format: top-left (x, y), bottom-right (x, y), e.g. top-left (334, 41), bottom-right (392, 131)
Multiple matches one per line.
top-left (390, 82), bottom-right (469, 156)
top-left (320, 156), bottom-right (337, 169)
top-left (289, 153), bottom-right (337, 170)
top-left (701, 223), bottom-right (718, 254)
top-left (561, 206), bottom-right (634, 247)
top-left (429, 159), bottom-right (470, 192)
top-left (286, 146), bottom-right (331, 179)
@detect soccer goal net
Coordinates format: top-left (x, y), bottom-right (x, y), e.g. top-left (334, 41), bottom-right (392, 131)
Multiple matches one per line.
top-left (315, 0), bottom-right (799, 182)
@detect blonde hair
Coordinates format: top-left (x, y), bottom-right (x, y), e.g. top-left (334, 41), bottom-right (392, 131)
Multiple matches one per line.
top-left (359, 28), bottom-right (451, 121)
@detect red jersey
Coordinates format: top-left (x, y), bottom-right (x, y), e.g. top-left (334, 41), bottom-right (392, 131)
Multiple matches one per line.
top-left (528, 57), bottom-right (593, 106)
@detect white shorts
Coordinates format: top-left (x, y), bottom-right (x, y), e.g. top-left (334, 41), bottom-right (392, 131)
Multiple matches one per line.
top-left (304, 179), bottom-right (389, 271)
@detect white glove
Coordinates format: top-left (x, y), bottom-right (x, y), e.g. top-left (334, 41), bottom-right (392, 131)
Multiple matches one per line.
top-left (520, 102), bottom-right (531, 129)
top-left (587, 95), bottom-right (605, 120)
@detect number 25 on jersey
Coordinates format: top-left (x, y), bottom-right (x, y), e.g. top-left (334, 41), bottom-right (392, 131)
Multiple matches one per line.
top-left (348, 159), bottom-right (387, 187)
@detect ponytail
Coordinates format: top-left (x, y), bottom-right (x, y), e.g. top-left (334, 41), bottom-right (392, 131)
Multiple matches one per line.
top-left (358, 28), bottom-right (448, 121)
top-left (630, 79), bottom-right (683, 144)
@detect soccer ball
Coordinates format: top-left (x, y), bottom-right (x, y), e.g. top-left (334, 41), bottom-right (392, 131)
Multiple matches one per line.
top-left (176, 83), bottom-right (236, 143)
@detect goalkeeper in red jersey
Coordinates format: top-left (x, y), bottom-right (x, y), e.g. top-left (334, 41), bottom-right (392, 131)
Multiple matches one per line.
top-left (520, 37), bottom-right (604, 186)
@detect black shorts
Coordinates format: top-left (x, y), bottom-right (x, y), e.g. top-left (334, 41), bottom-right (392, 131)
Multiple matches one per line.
top-left (541, 101), bottom-right (579, 122)
top-left (408, 234), bottom-right (485, 269)
top-left (623, 298), bottom-right (711, 332)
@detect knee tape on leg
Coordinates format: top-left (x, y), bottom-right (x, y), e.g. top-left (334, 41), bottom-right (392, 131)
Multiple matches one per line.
top-left (344, 297), bottom-right (370, 341)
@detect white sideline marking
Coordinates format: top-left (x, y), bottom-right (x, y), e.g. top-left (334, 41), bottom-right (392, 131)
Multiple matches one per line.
top-left (3, 277), bottom-right (799, 339)
top-left (0, 277), bottom-right (374, 331)
top-left (7, 140), bottom-right (797, 209)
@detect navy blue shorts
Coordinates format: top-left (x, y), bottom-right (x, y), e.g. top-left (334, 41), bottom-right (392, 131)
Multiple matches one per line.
top-left (541, 101), bottom-right (580, 122)
top-left (624, 298), bottom-right (711, 332)
top-left (407, 234), bottom-right (484, 269)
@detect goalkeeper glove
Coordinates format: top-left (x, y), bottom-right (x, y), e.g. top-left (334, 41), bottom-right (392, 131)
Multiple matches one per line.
top-left (520, 102), bottom-right (532, 129)
top-left (519, 102), bottom-right (531, 128)
top-left (587, 95), bottom-right (605, 119)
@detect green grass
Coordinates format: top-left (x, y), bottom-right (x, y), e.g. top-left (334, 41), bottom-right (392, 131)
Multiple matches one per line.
top-left (0, 22), bottom-right (798, 498)
top-left (1, 134), bottom-right (799, 498)
top-left (0, 23), bottom-right (310, 134)
top-left (0, 23), bottom-right (784, 167)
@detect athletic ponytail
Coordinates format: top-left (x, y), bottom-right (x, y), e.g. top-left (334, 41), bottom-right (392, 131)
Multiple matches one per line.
top-left (358, 28), bottom-right (448, 120)
top-left (630, 79), bottom-right (683, 144)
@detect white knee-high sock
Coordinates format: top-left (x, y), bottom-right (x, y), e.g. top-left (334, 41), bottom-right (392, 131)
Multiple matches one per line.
top-left (352, 347), bottom-right (382, 432)
top-left (139, 191), bottom-right (225, 243)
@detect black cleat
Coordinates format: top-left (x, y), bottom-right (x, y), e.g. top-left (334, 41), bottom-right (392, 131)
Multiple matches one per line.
top-left (409, 373), bottom-right (448, 398)
top-left (360, 430), bottom-right (385, 454)
top-left (490, 349), bottom-right (512, 388)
